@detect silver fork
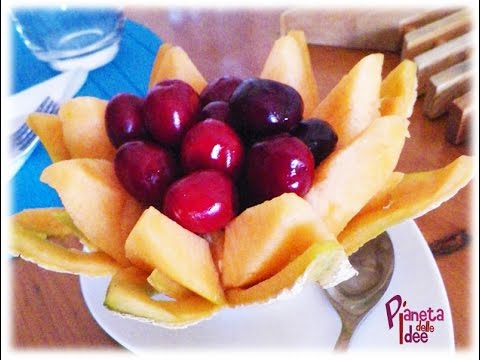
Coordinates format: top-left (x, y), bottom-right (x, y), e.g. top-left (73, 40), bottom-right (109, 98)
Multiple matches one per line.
top-left (10, 96), bottom-right (60, 157)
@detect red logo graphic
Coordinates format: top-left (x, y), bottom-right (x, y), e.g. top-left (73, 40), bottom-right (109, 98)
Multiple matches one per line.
top-left (385, 294), bottom-right (445, 344)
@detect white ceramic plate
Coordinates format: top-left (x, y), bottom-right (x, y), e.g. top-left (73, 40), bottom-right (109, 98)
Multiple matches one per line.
top-left (80, 220), bottom-right (454, 352)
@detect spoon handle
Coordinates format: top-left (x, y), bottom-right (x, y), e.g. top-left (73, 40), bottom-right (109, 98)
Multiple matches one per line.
top-left (333, 315), bottom-right (363, 351)
top-left (334, 323), bottom-right (354, 351)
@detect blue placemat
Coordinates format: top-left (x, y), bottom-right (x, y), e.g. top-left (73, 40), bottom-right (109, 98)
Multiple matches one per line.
top-left (10, 19), bottom-right (162, 214)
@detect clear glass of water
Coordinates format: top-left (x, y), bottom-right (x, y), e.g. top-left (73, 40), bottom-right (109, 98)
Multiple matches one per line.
top-left (12, 7), bottom-right (125, 71)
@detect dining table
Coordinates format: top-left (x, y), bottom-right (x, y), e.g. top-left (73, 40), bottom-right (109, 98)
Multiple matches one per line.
top-left (10, 8), bottom-right (473, 350)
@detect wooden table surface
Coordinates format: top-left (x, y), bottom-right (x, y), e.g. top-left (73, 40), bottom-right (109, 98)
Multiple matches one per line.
top-left (12, 9), bottom-right (473, 350)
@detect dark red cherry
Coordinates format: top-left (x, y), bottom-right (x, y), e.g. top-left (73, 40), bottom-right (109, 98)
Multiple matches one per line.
top-left (246, 134), bottom-right (314, 203)
top-left (199, 101), bottom-right (231, 123)
top-left (199, 76), bottom-right (243, 106)
top-left (181, 119), bottom-right (244, 178)
top-left (291, 118), bottom-right (338, 166)
top-left (105, 93), bottom-right (146, 148)
top-left (114, 140), bottom-right (179, 206)
top-left (163, 170), bottom-right (237, 233)
top-left (229, 78), bottom-right (303, 139)
top-left (143, 79), bottom-right (200, 147)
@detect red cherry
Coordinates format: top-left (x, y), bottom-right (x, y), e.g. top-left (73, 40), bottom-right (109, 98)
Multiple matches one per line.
top-left (114, 140), bottom-right (179, 206)
top-left (246, 134), bottom-right (314, 203)
top-left (199, 101), bottom-right (231, 123)
top-left (163, 170), bottom-right (237, 233)
top-left (199, 76), bottom-right (243, 106)
top-left (181, 119), bottom-right (244, 178)
top-left (105, 93), bottom-right (146, 148)
top-left (229, 78), bottom-right (303, 139)
top-left (143, 79), bottom-right (200, 147)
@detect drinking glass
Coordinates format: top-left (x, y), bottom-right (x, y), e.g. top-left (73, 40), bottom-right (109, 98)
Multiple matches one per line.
top-left (12, 6), bottom-right (125, 71)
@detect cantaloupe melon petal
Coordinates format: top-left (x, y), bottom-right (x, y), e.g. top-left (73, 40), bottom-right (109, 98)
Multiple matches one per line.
top-left (26, 113), bottom-right (70, 162)
top-left (260, 30), bottom-right (320, 116)
top-left (226, 241), bottom-right (355, 306)
top-left (59, 97), bottom-right (116, 161)
top-left (147, 269), bottom-right (194, 300)
top-left (13, 207), bottom-right (98, 251)
top-left (148, 43), bottom-right (173, 88)
top-left (380, 60), bottom-right (418, 119)
top-left (125, 207), bottom-right (225, 305)
top-left (361, 172), bottom-right (405, 213)
top-left (339, 155), bottom-right (474, 255)
top-left (10, 211), bottom-right (119, 276)
top-left (311, 54), bottom-right (383, 148)
top-left (305, 115), bottom-right (409, 236)
top-left (104, 267), bottom-right (222, 328)
top-left (148, 45), bottom-right (207, 94)
top-left (41, 159), bottom-right (145, 266)
top-left (222, 193), bottom-right (336, 289)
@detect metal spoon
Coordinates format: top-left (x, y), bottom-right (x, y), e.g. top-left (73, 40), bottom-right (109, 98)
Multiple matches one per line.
top-left (325, 232), bottom-right (395, 351)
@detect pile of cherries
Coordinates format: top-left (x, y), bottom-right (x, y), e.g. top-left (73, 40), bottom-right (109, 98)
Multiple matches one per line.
top-left (106, 77), bottom-right (337, 234)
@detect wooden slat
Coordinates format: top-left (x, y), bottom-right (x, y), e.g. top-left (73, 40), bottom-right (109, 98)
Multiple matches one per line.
top-left (280, 9), bottom-right (420, 51)
top-left (446, 92), bottom-right (472, 145)
top-left (399, 8), bottom-right (461, 34)
top-left (401, 9), bottom-right (471, 60)
top-left (414, 32), bottom-right (472, 94)
top-left (423, 60), bottom-right (472, 119)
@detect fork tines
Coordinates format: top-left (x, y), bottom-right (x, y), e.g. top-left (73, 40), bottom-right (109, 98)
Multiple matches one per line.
top-left (10, 96), bottom-right (60, 154)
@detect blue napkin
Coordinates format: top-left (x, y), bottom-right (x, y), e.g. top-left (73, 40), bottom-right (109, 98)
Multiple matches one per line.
top-left (10, 19), bottom-right (162, 214)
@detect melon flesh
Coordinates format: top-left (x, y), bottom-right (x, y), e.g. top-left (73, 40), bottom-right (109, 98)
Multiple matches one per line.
top-left (125, 207), bottom-right (225, 305)
top-left (60, 97), bottom-right (115, 161)
top-left (339, 155), bottom-right (474, 255)
top-left (148, 43), bottom-right (173, 88)
top-left (361, 172), bottom-right (405, 213)
top-left (41, 159), bottom-right (144, 266)
top-left (222, 193), bottom-right (337, 289)
top-left (310, 54), bottom-right (383, 148)
top-left (104, 267), bottom-right (222, 328)
top-left (12, 207), bottom-right (97, 250)
top-left (380, 59), bottom-right (418, 118)
top-left (260, 30), bottom-right (320, 117)
top-left (26, 113), bottom-right (70, 162)
top-left (226, 241), bottom-right (354, 306)
top-left (147, 269), bottom-right (194, 300)
top-left (148, 44), bottom-right (207, 94)
top-left (305, 115), bottom-right (409, 236)
top-left (11, 209), bottom-right (119, 276)
top-left (203, 230), bottom-right (225, 274)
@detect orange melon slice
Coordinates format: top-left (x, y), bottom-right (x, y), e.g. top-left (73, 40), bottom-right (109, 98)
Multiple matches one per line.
top-left (148, 44), bottom-right (207, 94)
top-left (26, 113), bottom-right (70, 162)
top-left (310, 54), bottom-right (383, 148)
top-left (226, 241), bottom-right (353, 306)
top-left (148, 43), bottom-right (173, 88)
top-left (147, 269), bottom-right (195, 300)
top-left (339, 155), bottom-right (474, 255)
top-left (59, 97), bottom-right (115, 161)
top-left (125, 207), bottom-right (225, 305)
top-left (11, 208), bottom-right (119, 276)
top-left (222, 193), bottom-right (337, 289)
top-left (12, 207), bottom-right (97, 250)
top-left (104, 267), bottom-right (222, 328)
top-left (305, 115), bottom-right (409, 236)
top-left (41, 159), bottom-right (144, 266)
top-left (260, 30), bottom-right (319, 116)
top-left (361, 172), bottom-right (405, 213)
top-left (380, 60), bottom-right (418, 118)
